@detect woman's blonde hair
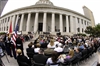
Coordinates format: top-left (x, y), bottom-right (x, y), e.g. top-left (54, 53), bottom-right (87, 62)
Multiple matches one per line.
top-left (16, 49), bottom-right (22, 54)
top-left (69, 49), bottom-right (74, 58)
top-left (50, 39), bottom-right (54, 46)
top-left (36, 43), bottom-right (41, 48)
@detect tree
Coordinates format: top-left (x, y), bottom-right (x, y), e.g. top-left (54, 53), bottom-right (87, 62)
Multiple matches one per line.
top-left (85, 24), bottom-right (100, 37)
top-left (85, 26), bottom-right (93, 35)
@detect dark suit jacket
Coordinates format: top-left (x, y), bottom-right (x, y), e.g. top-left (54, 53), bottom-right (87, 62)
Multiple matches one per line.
top-left (26, 47), bottom-right (34, 58)
top-left (16, 37), bottom-right (23, 50)
top-left (33, 54), bottom-right (48, 65)
top-left (17, 55), bottom-right (30, 66)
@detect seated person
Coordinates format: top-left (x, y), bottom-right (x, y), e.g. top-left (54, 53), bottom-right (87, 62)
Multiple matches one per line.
top-left (54, 44), bottom-right (63, 55)
top-left (26, 43), bottom-right (34, 59)
top-left (66, 48), bottom-right (74, 59)
top-left (47, 39), bottom-right (55, 49)
top-left (16, 49), bottom-right (31, 66)
top-left (74, 47), bottom-right (82, 59)
top-left (34, 43), bottom-right (41, 54)
top-left (46, 51), bottom-right (64, 66)
top-left (33, 48), bottom-right (48, 65)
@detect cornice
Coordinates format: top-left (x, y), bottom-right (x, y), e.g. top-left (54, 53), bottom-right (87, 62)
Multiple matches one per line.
top-left (1, 5), bottom-right (90, 20)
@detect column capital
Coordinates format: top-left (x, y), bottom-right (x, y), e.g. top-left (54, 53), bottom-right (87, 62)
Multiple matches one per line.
top-left (52, 12), bottom-right (55, 14)
top-left (28, 12), bottom-right (31, 14)
top-left (21, 13), bottom-right (25, 15)
top-left (16, 14), bottom-right (19, 16)
top-left (66, 15), bottom-right (68, 16)
top-left (59, 13), bottom-right (63, 15)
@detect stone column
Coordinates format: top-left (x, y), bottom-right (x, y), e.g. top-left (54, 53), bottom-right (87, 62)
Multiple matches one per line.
top-left (51, 13), bottom-right (55, 32)
top-left (34, 12), bottom-right (39, 33)
top-left (83, 20), bottom-right (86, 33)
top-left (75, 17), bottom-right (78, 34)
top-left (70, 15), bottom-right (74, 33)
top-left (6, 17), bottom-right (8, 31)
top-left (8, 16), bottom-right (12, 32)
top-left (59, 14), bottom-right (63, 32)
top-left (79, 18), bottom-right (82, 33)
top-left (2, 19), bottom-right (4, 31)
top-left (15, 14), bottom-right (19, 26)
top-left (19, 13), bottom-right (24, 31)
top-left (2, 20), bottom-right (3, 31)
top-left (43, 12), bottom-right (47, 32)
top-left (1, 20), bottom-right (2, 31)
top-left (4, 19), bottom-right (6, 31)
top-left (26, 13), bottom-right (31, 32)
top-left (12, 15), bottom-right (15, 31)
top-left (0, 20), bottom-right (1, 31)
top-left (3, 19), bottom-right (5, 31)
top-left (66, 15), bottom-right (69, 33)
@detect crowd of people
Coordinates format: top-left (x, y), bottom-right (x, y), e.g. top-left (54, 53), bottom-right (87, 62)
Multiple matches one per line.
top-left (0, 33), bottom-right (100, 66)
top-left (0, 33), bottom-right (32, 66)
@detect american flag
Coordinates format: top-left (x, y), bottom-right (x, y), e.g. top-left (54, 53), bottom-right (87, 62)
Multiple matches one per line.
top-left (11, 23), bottom-right (19, 48)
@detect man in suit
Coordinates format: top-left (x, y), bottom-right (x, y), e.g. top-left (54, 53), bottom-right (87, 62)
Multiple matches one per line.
top-left (26, 42), bottom-right (34, 60)
top-left (33, 48), bottom-right (48, 66)
top-left (16, 35), bottom-right (24, 55)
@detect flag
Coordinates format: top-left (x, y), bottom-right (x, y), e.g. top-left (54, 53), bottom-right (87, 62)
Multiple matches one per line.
top-left (11, 22), bottom-right (19, 48)
top-left (9, 21), bottom-right (12, 37)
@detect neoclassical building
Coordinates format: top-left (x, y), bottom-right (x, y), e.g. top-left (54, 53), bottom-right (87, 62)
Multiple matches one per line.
top-left (0, 0), bottom-right (95, 35)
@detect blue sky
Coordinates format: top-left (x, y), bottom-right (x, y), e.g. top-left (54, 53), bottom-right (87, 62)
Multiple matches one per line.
top-left (2, 0), bottom-right (100, 24)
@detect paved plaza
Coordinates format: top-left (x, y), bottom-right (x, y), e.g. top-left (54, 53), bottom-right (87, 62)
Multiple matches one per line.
top-left (1, 38), bottom-right (99, 66)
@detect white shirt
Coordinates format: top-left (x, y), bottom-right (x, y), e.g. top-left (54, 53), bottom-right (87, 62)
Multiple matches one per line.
top-left (47, 43), bottom-right (55, 48)
top-left (46, 58), bottom-right (60, 66)
top-left (34, 48), bottom-right (40, 53)
top-left (54, 47), bottom-right (63, 52)
top-left (54, 41), bottom-right (59, 46)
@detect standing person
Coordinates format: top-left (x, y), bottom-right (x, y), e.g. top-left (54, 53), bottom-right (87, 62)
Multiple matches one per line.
top-left (5, 37), bottom-right (12, 57)
top-left (16, 35), bottom-right (24, 55)
top-left (10, 39), bottom-right (16, 59)
top-left (0, 38), bottom-right (5, 53)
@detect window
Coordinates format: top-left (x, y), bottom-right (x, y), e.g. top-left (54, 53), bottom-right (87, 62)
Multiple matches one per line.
top-left (87, 22), bottom-right (88, 25)
top-left (7, 26), bottom-right (8, 31)
top-left (82, 28), bottom-right (84, 32)
top-left (77, 28), bottom-right (80, 32)
top-left (81, 19), bottom-right (83, 24)
top-left (84, 20), bottom-right (86, 25)
top-left (77, 18), bottom-right (79, 23)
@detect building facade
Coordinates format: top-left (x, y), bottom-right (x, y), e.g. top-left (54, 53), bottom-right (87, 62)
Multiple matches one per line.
top-left (0, 0), bottom-right (8, 16)
top-left (0, 0), bottom-right (94, 35)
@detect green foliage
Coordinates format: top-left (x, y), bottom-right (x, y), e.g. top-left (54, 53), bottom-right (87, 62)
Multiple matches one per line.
top-left (85, 24), bottom-right (100, 37)
top-left (77, 33), bottom-right (86, 36)
top-left (0, 32), bottom-right (6, 35)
